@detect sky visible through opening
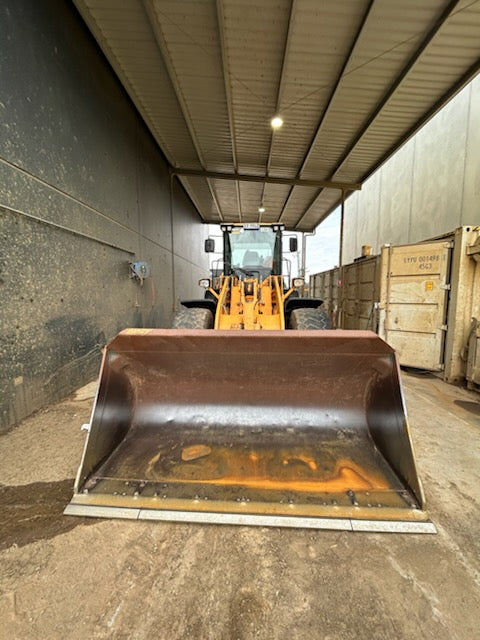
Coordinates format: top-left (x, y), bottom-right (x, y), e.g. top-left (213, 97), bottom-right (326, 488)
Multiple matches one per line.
top-left (305, 207), bottom-right (340, 279)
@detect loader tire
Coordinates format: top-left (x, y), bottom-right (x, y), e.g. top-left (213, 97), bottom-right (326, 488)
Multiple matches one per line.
top-left (172, 307), bottom-right (214, 329)
top-left (289, 307), bottom-right (332, 330)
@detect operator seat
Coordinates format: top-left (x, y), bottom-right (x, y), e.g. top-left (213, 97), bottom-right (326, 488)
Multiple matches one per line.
top-left (243, 250), bottom-right (260, 267)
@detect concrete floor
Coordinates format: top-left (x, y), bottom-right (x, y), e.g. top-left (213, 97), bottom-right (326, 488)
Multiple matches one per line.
top-left (0, 371), bottom-right (479, 640)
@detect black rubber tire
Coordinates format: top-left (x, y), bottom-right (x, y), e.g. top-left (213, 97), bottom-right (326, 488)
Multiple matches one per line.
top-left (289, 307), bottom-right (332, 330)
top-left (172, 307), bottom-right (214, 329)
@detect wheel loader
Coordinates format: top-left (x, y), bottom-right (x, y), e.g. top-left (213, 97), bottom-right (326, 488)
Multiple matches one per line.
top-left (173, 223), bottom-right (331, 331)
top-left (65, 224), bottom-right (435, 532)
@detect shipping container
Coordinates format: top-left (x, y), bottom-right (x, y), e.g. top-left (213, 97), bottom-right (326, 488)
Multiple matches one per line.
top-left (310, 267), bottom-right (339, 327)
top-left (342, 257), bottom-right (380, 332)
top-left (309, 227), bottom-right (480, 387)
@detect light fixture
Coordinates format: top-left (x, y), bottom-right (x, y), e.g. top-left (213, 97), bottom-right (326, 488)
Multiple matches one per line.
top-left (258, 206), bottom-right (265, 213)
top-left (270, 115), bottom-right (283, 129)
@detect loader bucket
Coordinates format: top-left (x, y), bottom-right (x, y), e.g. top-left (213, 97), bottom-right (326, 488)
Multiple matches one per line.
top-left (65, 329), bottom-right (435, 533)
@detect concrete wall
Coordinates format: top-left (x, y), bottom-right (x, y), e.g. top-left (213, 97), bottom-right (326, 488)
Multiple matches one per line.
top-left (343, 75), bottom-right (480, 263)
top-left (0, 0), bottom-right (209, 432)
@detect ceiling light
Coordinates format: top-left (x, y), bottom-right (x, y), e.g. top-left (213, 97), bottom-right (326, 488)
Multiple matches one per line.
top-left (258, 206), bottom-right (265, 213)
top-left (270, 116), bottom-right (283, 129)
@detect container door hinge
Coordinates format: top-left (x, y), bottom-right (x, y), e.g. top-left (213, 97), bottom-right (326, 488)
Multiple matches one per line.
top-left (440, 324), bottom-right (448, 331)
top-left (440, 283), bottom-right (451, 290)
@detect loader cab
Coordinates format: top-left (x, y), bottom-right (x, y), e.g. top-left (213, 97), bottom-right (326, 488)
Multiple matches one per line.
top-left (221, 224), bottom-right (284, 281)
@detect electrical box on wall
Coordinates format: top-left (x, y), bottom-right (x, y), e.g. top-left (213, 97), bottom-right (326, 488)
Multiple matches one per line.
top-left (129, 261), bottom-right (151, 282)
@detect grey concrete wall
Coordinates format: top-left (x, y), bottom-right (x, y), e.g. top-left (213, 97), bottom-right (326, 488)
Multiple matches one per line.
top-left (0, 0), bottom-right (209, 431)
top-left (343, 75), bottom-right (480, 263)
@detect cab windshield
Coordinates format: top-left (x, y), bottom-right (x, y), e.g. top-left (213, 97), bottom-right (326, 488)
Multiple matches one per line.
top-left (230, 228), bottom-right (276, 273)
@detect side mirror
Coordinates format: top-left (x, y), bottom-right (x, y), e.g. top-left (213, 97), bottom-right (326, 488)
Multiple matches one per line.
top-left (289, 237), bottom-right (298, 252)
top-left (204, 238), bottom-right (215, 253)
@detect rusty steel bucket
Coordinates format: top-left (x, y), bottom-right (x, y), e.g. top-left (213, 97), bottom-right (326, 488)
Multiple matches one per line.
top-left (65, 329), bottom-right (435, 532)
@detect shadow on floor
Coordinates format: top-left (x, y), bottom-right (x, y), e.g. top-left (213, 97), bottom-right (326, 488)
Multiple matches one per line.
top-left (401, 367), bottom-right (437, 378)
top-left (454, 400), bottom-right (480, 417)
top-left (0, 479), bottom-right (99, 551)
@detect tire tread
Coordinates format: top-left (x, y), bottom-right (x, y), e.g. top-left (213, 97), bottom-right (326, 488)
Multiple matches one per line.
top-left (289, 307), bottom-right (332, 330)
top-left (172, 307), bottom-right (214, 329)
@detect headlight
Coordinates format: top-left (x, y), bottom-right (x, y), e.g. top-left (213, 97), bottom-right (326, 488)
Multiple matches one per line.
top-left (198, 278), bottom-right (210, 289)
top-left (293, 277), bottom-right (304, 288)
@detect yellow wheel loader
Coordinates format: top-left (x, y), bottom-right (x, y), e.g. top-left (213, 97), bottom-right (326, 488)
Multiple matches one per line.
top-left (66, 224), bottom-right (435, 533)
top-left (173, 223), bottom-right (332, 332)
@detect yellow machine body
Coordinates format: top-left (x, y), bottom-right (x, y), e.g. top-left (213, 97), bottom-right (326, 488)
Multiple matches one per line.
top-left (212, 275), bottom-right (293, 330)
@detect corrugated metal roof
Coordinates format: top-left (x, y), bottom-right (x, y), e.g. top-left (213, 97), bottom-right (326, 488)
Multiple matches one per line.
top-left (74, 0), bottom-right (480, 231)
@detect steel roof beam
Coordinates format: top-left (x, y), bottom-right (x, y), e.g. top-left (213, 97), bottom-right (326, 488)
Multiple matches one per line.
top-left (327, 0), bottom-right (462, 184)
top-left (293, 0), bottom-right (461, 229)
top-left (260, 0), bottom-right (297, 222)
top-left (171, 168), bottom-right (361, 191)
top-left (216, 0), bottom-right (242, 222)
top-left (298, 0), bottom-right (376, 177)
top-left (142, 0), bottom-right (224, 222)
top-left (299, 53), bottom-right (480, 232)
top-left (360, 54), bottom-right (480, 187)
top-left (278, 0), bottom-right (375, 225)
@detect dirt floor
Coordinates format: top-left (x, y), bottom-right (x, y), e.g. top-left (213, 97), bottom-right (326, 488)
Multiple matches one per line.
top-left (0, 372), bottom-right (479, 640)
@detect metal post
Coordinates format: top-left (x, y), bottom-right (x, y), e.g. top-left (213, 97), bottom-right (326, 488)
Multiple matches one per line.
top-left (301, 232), bottom-right (307, 278)
top-left (301, 232), bottom-right (307, 296)
top-left (170, 173), bottom-right (177, 315)
top-left (339, 189), bottom-right (345, 267)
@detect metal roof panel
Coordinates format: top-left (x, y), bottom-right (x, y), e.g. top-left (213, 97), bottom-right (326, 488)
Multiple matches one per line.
top-left (74, 0), bottom-right (480, 230)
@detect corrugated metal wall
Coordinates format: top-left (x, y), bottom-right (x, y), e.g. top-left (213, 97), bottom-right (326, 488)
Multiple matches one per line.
top-left (0, 0), bottom-right (209, 432)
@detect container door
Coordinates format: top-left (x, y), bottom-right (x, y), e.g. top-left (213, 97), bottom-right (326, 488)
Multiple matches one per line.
top-left (380, 241), bottom-right (452, 370)
top-left (342, 257), bottom-right (379, 330)
top-left (466, 318), bottom-right (480, 388)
